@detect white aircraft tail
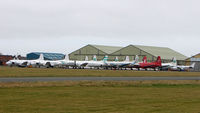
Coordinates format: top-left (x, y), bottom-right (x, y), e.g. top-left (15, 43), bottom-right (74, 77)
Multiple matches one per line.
top-left (125, 56), bottom-right (129, 62)
top-left (172, 57), bottom-right (177, 66)
top-left (103, 55), bottom-right (108, 63)
top-left (38, 54), bottom-right (44, 60)
top-left (65, 54), bottom-right (69, 61)
top-left (93, 55), bottom-right (97, 61)
top-left (131, 55), bottom-right (139, 65)
top-left (190, 63), bottom-right (196, 68)
top-left (115, 56), bottom-right (119, 62)
top-left (85, 56), bottom-right (89, 61)
top-left (135, 55), bottom-right (139, 63)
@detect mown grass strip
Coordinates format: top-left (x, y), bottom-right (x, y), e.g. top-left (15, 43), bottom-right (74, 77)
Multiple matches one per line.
top-left (1, 82), bottom-right (200, 113)
top-left (1, 66), bottom-right (200, 77)
top-left (1, 80), bottom-right (200, 88)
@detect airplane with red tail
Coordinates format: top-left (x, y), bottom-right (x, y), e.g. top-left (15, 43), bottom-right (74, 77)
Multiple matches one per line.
top-left (138, 56), bottom-right (162, 71)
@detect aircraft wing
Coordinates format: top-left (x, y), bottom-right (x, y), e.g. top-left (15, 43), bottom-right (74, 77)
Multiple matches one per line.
top-left (80, 63), bottom-right (88, 67)
top-left (19, 61), bottom-right (28, 67)
top-left (142, 65), bottom-right (158, 68)
top-left (22, 61), bottom-right (28, 66)
top-left (176, 66), bottom-right (186, 71)
top-left (118, 63), bottom-right (131, 68)
top-left (161, 64), bottom-right (170, 68)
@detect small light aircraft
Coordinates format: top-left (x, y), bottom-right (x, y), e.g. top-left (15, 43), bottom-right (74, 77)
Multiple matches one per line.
top-left (169, 63), bottom-right (196, 71)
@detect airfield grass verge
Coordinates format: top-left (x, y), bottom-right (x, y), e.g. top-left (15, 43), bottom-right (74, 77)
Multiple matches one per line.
top-left (1, 80), bottom-right (200, 87)
top-left (0, 66), bottom-right (200, 77)
top-left (0, 81), bottom-right (200, 113)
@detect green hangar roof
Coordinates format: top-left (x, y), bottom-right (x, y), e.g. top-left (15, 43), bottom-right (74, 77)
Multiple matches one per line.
top-left (132, 45), bottom-right (187, 60)
top-left (91, 44), bottom-right (123, 54)
top-left (90, 44), bottom-right (187, 60)
top-left (69, 44), bottom-right (187, 61)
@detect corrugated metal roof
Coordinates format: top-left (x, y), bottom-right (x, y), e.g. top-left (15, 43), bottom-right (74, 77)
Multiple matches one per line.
top-left (133, 45), bottom-right (187, 60)
top-left (27, 52), bottom-right (65, 60)
top-left (90, 45), bottom-right (123, 54)
top-left (185, 53), bottom-right (200, 60)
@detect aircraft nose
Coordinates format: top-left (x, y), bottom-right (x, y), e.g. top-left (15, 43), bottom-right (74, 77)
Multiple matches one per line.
top-left (6, 61), bottom-right (10, 65)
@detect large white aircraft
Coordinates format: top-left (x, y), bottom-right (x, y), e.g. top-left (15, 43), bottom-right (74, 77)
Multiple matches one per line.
top-left (160, 57), bottom-right (177, 70)
top-left (75, 56), bottom-right (90, 69)
top-left (103, 56), bottom-right (138, 69)
top-left (6, 57), bottom-right (28, 67)
top-left (44, 55), bottom-right (75, 68)
top-left (124, 55), bottom-right (142, 70)
top-left (42, 54), bottom-right (90, 68)
top-left (85, 55), bottom-right (107, 69)
top-left (26, 54), bottom-right (47, 67)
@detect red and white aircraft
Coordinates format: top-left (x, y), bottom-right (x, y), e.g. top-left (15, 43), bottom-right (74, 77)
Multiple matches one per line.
top-left (135, 56), bottom-right (162, 71)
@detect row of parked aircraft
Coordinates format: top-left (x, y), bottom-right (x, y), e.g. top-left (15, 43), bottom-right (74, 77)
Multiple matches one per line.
top-left (6, 54), bottom-right (195, 71)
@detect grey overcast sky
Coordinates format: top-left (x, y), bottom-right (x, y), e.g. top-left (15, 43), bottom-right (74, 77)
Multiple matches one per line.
top-left (0, 0), bottom-right (200, 57)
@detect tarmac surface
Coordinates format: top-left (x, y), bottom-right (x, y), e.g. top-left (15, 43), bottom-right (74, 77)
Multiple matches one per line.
top-left (1, 77), bottom-right (200, 82)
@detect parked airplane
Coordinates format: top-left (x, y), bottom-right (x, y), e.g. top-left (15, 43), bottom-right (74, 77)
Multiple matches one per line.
top-left (160, 57), bottom-right (177, 70)
top-left (44, 54), bottom-right (91, 68)
top-left (86, 55), bottom-right (108, 69)
top-left (126, 55), bottom-right (140, 69)
top-left (75, 56), bottom-right (90, 69)
top-left (136, 56), bottom-right (162, 71)
top-left (169, 63), bottom-right (196, 71)
top-left (6, 57), bottom-right (28, 67)
top-left (45, 55), bottom-right (75, 68)
top-left (103, 56), bottom-right (134, 69)
top-left (26, 54), bottom-right (46, 67)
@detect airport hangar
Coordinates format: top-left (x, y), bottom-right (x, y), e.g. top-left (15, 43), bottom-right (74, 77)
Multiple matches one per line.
top-left (185, 53), bottom-right (200, 71)
top-left (69, 44), bottom-right (187, 65)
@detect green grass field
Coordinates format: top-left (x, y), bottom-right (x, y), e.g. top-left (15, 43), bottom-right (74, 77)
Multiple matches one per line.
top-left (0, 66), bottom-right (200, 77)
top-left (1, 66), bottom-right (200, 113)
top-left (1, 81), bottom-right (200, 113)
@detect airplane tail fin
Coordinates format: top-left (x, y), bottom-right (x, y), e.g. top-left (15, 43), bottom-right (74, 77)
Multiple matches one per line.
top-left (190, 63), bottom-right (196, 68)
top-left (156, 56), bottom-right (162, 65)
top-left (115, 56), bottom-right (119, 62)
top-left (125, 56), bottom-right (129, 62)
top-left (93, 55), bottom-right (97, 61)
top-left (65, 54), bottom-right (69, 61)
top-left (143, 56), bottom-right (147, 63)
top-left (85, 56), bottom-right (89, 61)
top-left (14, 55), bottom-right (19, 60)
top-left (135, 55), bottom-right (139, 63)
top-left (131, 55), bottom-right (139, 65)
top-left (172, 57), bottom-right (177, 66)
top-left (38, 54), bottom-right (44, 60)
top-left (103, 55), bottom-right (108, 63)
top-left (13, 56), bottom-right (17, 60)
